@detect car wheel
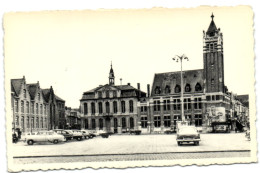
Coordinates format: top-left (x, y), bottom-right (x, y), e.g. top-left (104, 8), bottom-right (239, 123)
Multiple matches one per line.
top-left (77, 137), bottom-right (82, 141)
top-left (53, 139), bottom-right (59, 144)
top-left (27, 140), bottom-right (34, 145)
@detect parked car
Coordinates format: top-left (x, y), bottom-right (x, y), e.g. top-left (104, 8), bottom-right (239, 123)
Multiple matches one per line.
top-left (176, 126), bottom-right (201, 146)
top-left (52, 129), bottom-right (73, 142)
top-left (25, 131), bottom-right (65, 145)
top-left (66, 130), bottom-right (83, 141)
top-left (80, 130), bottom-right (91, 139)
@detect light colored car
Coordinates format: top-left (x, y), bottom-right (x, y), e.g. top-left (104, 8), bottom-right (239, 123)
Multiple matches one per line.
top-left (66, 130), bottom-right (83, 141)
top-left (176, 126), bottom-right (201, 146)
top-left (80, 130), bottom-right (91, 139)
top-left (25, 131), bottom-right (65, 145)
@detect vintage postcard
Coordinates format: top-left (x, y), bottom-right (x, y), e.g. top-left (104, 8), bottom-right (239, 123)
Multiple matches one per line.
top-left (4, 6), bottom-right (256, 172)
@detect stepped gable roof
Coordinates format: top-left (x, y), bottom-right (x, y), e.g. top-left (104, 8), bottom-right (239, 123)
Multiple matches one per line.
top-left (11, 78), bottom-right (24, 96)
top-left (26, 83), bottom-right (38, 100)
top-left (55, 94), bottom-right (65, 102)
top-left (206, 13), bottom-right (218, 36)
top-left (151, 69), bottom-right (204, 97)
top-left (237, 95), bottom-right (249, 108)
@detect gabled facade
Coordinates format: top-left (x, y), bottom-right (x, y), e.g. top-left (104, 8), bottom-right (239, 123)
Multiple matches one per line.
top-left (11, 76), bottom-right (66, 132)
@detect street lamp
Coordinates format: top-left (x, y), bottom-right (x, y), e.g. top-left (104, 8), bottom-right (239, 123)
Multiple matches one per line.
top-left (173, 54), bottom-right (189, 122)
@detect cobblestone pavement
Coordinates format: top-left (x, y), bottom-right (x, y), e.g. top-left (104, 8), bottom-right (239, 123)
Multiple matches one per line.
top-left (11, 133), bottom-right (250, 158)
top-left (13, 151), bottom-right (250, 164)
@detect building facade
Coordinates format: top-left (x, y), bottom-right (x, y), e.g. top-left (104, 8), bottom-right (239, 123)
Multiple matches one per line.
top-left (11, 76), bottom-right (66, 132)
top-left (136, 14), bottom-right (249, 133)
top-left (80, 64), bottom-right (146, 133)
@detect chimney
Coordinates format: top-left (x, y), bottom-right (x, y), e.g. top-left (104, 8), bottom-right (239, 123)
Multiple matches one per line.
top-left (137, 83), bottom-right (141, 98)
top-left (127, 83), bottom-right (131, 86)
top-left (147, 84), bottom-right (150, 97)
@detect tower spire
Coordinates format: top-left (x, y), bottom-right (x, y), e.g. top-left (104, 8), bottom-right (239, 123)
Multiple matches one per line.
top-left (109, 61), bottom-right (115, 85)
top-left (211, 13), bottom-right (214, 21)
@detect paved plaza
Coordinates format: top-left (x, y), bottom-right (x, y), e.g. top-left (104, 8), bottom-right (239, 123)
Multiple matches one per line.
top-left (12, 133), bottom-right (250, 159)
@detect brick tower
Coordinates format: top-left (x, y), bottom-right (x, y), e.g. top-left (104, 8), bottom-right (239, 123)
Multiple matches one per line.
top-left (203, 14), bottom-right (224, 93)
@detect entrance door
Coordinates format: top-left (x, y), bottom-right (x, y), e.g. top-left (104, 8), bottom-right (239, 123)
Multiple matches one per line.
top-left (114, 118), bottom-right (118, 133)
top-left (105, 117), bottom-right (111, 133)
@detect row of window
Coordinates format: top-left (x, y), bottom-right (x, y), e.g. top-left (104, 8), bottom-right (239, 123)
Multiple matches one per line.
top-left (154, 83), bottom-right (202, 95)
top-left (206, 95), bottom-right (223, 101)
top-left (15, 116), bottom-right (47, 130)
top-left (14, 100), bottom-right (47, 115)
top-left (84, 117), bottom-right (135, 130)
top-left (153, 98), bottom-right (202, 111)
top-left (140, 114), bottom-right (203, 128)
top-left (83, 100), bottom-right (134, 115)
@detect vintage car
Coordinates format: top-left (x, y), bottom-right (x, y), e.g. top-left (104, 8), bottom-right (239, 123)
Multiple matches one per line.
top-left (25, 131), bottom-right (65, 145)
top-left (80, 130), bottom-right (91, 139)
top-left (66, 130), bottom-right (84, 141)
top-left (176, 126), bottom-right (201, 146)
top-left (52, 129), bottom-right (73, 141)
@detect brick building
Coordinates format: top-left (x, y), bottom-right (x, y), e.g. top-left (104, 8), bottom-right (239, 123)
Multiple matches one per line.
top-left (80, 63), bottom-right (146, 133)
top-left (136, 14), bottom-right (249, 133)
top-left (11, 76), bottom-right (66, 132)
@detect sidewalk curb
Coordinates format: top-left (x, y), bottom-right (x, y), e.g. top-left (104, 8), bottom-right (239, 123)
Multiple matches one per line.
top-left (13, 150), bottom-right (251, 158)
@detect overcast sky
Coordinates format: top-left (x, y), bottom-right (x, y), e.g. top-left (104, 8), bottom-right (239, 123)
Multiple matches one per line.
top-left (4, 6), bottom-right (254, 108)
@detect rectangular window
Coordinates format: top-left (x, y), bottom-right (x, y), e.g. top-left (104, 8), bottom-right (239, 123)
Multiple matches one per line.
top-left (98, 91), bottom-right (102, 98)
top-left (121, 101), bottom-right (125, 113)
top-left (153, 100), bottom-right (160, 111)
top-left (163, 100), bottom-right (170, 111)
top-left (154, 116), bottom-right (161, 127)
top-left (184, 98), bottom-right (191, 110)
top-left (91, 119), bottom-right (96, 129)
top-left (206, 96), bottom-right (211, 101)
top-left (194, 97), bottom-right (202, 109)
top-left (36, 103), bottom-right (38, 114)
top-left (141, 106), bottom-right (147, 112)
top-left (164, 116), bottom-right (171, 127)
top-left (141, 117), bottom-right (148, 128)
top-left (26, 102), bottom-right (29, 113)
top-left (129, 100), bottom-right (134, 113)
top-left (195, 114), bottom-right (203, 127)
top-left (40, 104), bottom-right (43, 114)
top-left (113, 91), bottom-right (117, 97)
top-left (31, 102), bottom-right (34, 114)
top-left (173, 99), bottom-right (181, 110)
top-left (26, 116), bottom-right (30, 128)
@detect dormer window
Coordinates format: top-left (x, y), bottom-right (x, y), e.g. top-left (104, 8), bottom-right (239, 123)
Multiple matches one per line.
top-left (106, 91), bottom-right (109, 98)
top-left (195, 83), bottom-right (202, 92)
top-left (165, 85), bottom-right (170, 94)
top-left (113, 91), bottom-right (117, 97)
top-left (98, 91), bottom-right (102, 98)
top-left (155, 86), bottom-right (161, 94)
top-left (175, 85), bottom-right (181, 93)
top-left (185, 84), bottom-right (191, 92)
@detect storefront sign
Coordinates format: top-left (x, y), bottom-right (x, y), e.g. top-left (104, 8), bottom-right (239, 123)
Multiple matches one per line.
top-left (208, 107), bottom-right (226, 122)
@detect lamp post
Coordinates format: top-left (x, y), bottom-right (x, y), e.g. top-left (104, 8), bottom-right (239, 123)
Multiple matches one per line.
top-left (173, 54), bottom-right (189, 122)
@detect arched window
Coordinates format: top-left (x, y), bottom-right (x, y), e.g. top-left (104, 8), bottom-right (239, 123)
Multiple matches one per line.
top-left (91, 119), bottom-right (96, 129)
top-left (85, 119), bottom-right (88, 129)
top-left (91, 102), bottom-right (95, 114)
top-left (130, 117), bottom-right (134, 129)
top-left (26, 101), bottom-right (29, 113)
top-left (122, 117), bottom-right (126, 128)
top-left (155, 86), bottom-right (161, 94)
top-left (98, 102), bottom-right (103, 114)
top-left (195, 83), bottom-right (202, 92)
top-left (165, 85), bottom-right (170, 94)
top-left (185, 84), bottom-right (191, 92)
top-left (129, 100), bottom-right (134, 113)
top-left (114, 118), bottom-right (118, 128)
top-left (40, 104), bottom-right (43, 114)
top-left (83, 103), bottom-right (88, 115)
top-left (36, 117), bottom-right (39, 128)
top-left (99, 118), bottom-right (103, 129)
top-left (21, 101), bottom-right (24, 113)
top-left (105, 102), bottom-right (110, 113)
top-left (113, 101), bottom-right (117, 113)
top-left (36, 103), bottom-right (38, 114)
top-left (121, 101), bottom-right (125, 113)
top-left (175, 85), bottom-right (181, 93)
top-left (23, 89), bottom-right (26, 98)
top-left (41, 117), bottom-right (43, 128)
top-left (38, 93), bottom-right (40, 101)
top-left (21, 116), bottom-right (24, 131)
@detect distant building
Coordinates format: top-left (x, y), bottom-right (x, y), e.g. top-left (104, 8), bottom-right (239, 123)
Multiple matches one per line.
top-left (80, 63), bottom-right (146, 133)
top-left (136, 14), bottom-right (249, 133)
top-left (65, 107), bottom-right (82, 129)
top-left (11, 76), bottom-right (66, 132)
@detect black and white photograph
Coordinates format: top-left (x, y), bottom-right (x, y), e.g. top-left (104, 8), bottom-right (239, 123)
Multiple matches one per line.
top-left (2, 5), bottom-right (257, 172)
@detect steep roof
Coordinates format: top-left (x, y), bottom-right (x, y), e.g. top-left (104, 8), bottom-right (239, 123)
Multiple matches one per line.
top-left (11, 78), bottom-right (24, 96)
top-left (55, 95), bottom-right (65, 102)
top-left (206, 14), bottom-right (218, 36)
top-left (236, 95), bottom-right (249, 108)
top-left (151, 69), bottom-right (204, 97)
top-left (26, 83), bottom-right (38, 100)
top-left (42, 88), bottom-right (51, 102)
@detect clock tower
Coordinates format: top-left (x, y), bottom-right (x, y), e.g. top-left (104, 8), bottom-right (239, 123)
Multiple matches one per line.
top-left (203, 14), bottom-right (224, 93)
